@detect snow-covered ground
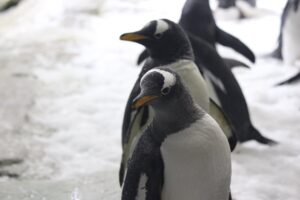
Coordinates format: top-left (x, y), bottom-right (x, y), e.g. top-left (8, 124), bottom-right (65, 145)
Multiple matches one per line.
top-left (0, 0), bottom-right (299, 199)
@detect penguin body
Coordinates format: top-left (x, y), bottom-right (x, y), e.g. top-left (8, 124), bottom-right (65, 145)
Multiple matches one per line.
top-left (122, 68), bottom-right (231, 200)
top-left (119, 19), bottom-right (237, 185)
top-left (272, 0), bottom-right (300, 63)
top-left (188, 34), bottom-right (275, 144)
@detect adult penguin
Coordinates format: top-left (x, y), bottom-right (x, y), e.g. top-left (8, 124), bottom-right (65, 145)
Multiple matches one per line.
top-left (133, 20), bottom-right (274, 147)
top-left (137, 0), bottom-right (255, 67)
top-left (119, 19), bottom-right (237, 186)
top-left (271, 0), bottom-right (300, 85)
top-left (271, 0), bottom-right (300, 63)
top-left (122, 68), bottom-right (231, 200)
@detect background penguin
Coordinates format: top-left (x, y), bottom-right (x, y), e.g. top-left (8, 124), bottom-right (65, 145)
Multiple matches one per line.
top-left (122, 68), bottom-right (231, 200)
top-left (216, 0), bottom-right (258, 19)
top-left (271, 0), bottom-right (300, 64)
top-left (119, 19), bottom-right (237, 186)
top-left (187, 33), bottom-right (275, 145)
top-left (137, 0), bottom-right (255, 68)
top-left (271, 0), bottom-right (300, 85)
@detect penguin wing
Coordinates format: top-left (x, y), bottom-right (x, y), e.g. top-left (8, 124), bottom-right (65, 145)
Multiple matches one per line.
top-left (122, 79), bottom-right (141, 146)
top-left (122, 132), bottom-right (164, 200)
top-left (216, 27), bottom-right (256, 63)
top-left (137, 49), bottom-right (150, 65)
top-left (209, 99), bottom-right (237, 152)
top-left (223, 57), bottom-right (251, 69)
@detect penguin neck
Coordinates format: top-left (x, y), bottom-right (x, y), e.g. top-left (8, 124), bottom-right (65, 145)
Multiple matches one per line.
top-left (150, 91), bottom-right (204, 143)
top-left (147, 44), bottom-right (194, 66)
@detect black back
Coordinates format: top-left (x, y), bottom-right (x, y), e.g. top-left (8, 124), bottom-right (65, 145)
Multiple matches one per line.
top-left (188, 34), bottom-right (275, 144)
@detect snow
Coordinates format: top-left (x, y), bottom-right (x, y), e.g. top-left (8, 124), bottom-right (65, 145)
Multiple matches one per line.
top-left (0, 0), bottom-right (299, 199)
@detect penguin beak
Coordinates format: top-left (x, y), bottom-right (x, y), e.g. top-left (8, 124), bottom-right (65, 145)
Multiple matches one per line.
top-left (132, 94), bottom-right (158, 109)
top-left (120, 32), bottom-right (148, 41)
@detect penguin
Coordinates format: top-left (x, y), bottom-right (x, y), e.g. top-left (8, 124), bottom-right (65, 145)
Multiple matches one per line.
top-left (187, 32), bottom-right (275, 145)
top-left (216, 0), bottom-right (258, 19)
top-left (137, 0), bottom-right (255, 68)
top-left (271, 0), bottom-right (300, 85)
top-left (120, 19), bottom-right (237, 186)
top-left (272, 0), bottom-right (300, 63)
top-left (122, 68), bottom-right (231, 200)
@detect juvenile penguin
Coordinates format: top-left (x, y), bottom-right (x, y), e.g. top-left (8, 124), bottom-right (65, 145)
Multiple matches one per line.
top-left (137, 0), bottom-right (255, 66)
top-left (271, 0), bottom-right (300, 64)
top-left (119, 19), bottom-right (237, 185)
top-left (122, 68), bottom-right (231, 200)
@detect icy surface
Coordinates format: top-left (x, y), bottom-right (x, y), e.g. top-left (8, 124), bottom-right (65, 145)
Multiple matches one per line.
top-left (0, 0), bottom-right (299, 199)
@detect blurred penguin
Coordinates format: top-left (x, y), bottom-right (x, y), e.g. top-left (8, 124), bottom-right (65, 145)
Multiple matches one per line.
top-left (272, 0), bottom-right (300, 85)
top-left (215, 0), bottom-right (263, 19)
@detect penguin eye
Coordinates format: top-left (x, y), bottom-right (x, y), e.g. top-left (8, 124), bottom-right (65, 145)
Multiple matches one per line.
top-left (154, 33), bottom-right (163, 39)
top-left (161, 87), bottom-right (170, 95)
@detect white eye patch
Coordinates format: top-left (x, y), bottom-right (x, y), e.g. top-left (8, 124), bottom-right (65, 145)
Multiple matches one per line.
top-left (155, 20), bottom-right (169, 35)
top-left (142, 69), bottom-right (176, 89)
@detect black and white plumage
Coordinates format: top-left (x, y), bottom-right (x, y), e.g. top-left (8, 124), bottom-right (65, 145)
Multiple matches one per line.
top-left (122, 68), bottom-right (231, 200)
top-left (137, 0), bottom-right (255, 68)
top-left (272, 0), bottom-right (300, 85)
top-left (119, 19), bottom-right (237, 186)
top-left (272, 0), bottom-right (300, 63)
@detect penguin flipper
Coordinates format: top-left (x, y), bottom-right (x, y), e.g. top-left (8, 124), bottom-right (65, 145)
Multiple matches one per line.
top-left (216, 27), bottom-right (256, 63)
top-left (209, 99), bottom-right (237, 152)
top-left (223, 57), bottom-right (251, 69)
top-left (122, 132), bottom-right (163, 200)
top-left (137, 49), bottom-right (149, 65)
top-left (276, 72), bottom-right (300, 86)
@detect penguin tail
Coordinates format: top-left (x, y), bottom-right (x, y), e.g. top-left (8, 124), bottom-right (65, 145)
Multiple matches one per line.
top-left (216, 27), bottom-right (256, 63)
top-left (223, 57), bottom-right (251, 70)
top-left (276, 72), bottom-right (300, 86)
top-left (137, 49), bottom-right (149, 65)
top-left (243, 125), bottom-right (277, 145)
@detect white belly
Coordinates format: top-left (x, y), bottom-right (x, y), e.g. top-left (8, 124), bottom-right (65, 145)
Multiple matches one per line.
top-left (283, 8), bottom-right (300, 66)
top-left (161, 114), bottom-right (231, 200)
top-left (164, 60), bottom-right (210, 112)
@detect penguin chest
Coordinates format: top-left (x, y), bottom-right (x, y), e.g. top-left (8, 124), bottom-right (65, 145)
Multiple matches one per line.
top-left (160, 115), bottom-right (231, 200)
top-left (167, 60), bottom-right (210, 112)
top-left (283, 9), bottom-right (300, 65)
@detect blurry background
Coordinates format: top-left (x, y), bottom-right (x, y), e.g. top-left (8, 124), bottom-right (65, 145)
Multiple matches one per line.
top-left (0, 0), bottom-right (299, 199)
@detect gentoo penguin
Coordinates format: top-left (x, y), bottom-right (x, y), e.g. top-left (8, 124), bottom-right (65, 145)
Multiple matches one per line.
top-left (271, 0), bottom-right (300, 85)
top-left (187, 33), bottom-right (275, 145)
top-left (137, 0), bottom-right (255, 68)
top-left (122, 68), bottom-right (231, 200)
top-left (216, 0), bottom-right (258, 19)
top-left (272, 0), bottom-right (300, 64)
top-left (119, 19), bottom-right (237, 185)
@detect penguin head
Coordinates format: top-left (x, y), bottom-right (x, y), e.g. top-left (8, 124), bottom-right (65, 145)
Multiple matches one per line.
top-left (132, 68), bottom-right (183, 111)
top-left (120, 19), bottom-right (193, 62)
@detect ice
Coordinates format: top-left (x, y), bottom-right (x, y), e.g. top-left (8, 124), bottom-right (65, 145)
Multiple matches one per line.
top-left (0, 0), bottom-right (299, 199)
